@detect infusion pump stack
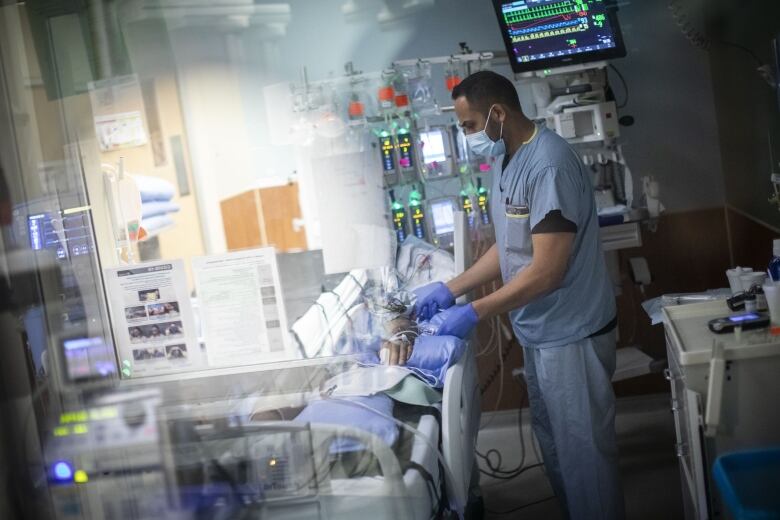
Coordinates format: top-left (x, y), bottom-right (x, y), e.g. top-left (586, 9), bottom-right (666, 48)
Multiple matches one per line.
top-left (380, 121), bottom-right (493, 252)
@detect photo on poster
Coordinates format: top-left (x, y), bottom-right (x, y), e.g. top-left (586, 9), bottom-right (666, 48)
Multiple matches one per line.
top-left (133, 347), bottom-right (166, 361)
top-left (129, 326), bottom-right (145, 343)
top-left (160, 320), bottom-right (183, 338)
top-left (165, 344), bottom-right (187, 360)
top-left (125, 305), bottom-right (148, 320)
top-left (138, 288), bottom-right (161, 301)
top-left (147, 301), bottom-right (180, 318)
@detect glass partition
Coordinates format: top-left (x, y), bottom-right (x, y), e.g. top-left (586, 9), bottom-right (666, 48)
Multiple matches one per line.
top-left (0, 2), bottom-right (484, 518)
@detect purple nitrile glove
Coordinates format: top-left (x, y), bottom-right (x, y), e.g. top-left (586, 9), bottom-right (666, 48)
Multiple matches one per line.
top-left (413, 282), bottom-right (455, 321)
top-left (435, 303), bottom-right (479, 339)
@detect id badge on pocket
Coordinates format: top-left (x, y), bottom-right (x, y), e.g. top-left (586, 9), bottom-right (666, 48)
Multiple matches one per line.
top-left (505, 203), bottom-right (529, 219)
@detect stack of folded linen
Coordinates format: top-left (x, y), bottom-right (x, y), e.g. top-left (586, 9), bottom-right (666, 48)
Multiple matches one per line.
top-left (133, 174), bottom-right (180, 239)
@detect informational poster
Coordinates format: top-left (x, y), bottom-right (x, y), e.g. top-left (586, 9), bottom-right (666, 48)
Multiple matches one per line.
top-left (311, 150), bottom-right (394, 273)
top-left (192, 248), bottom-right (291, 367)
top-left (94, 111), bottom-right (148, 151)
top-left (88, 75), bottom-right (149, 152)
top-left (104, 260), bottom-right (202, 377)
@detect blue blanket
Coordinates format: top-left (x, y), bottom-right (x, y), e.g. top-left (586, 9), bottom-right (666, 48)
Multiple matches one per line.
top-left (293, 394), bottom-right (397, 453)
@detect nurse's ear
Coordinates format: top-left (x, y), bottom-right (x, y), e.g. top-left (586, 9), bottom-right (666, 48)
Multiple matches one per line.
top-left (491, 104), bottom-right (508, 123)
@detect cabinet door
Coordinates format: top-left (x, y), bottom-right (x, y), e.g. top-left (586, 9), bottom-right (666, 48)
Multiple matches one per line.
top-left (221, 190), bottom-right (263, 250)
top-left (682, 388), bottom-right (710, 520)
top-left (666, 349), bottom-right (709, 520)
top-left (257, 184), bottom-right (307, 252)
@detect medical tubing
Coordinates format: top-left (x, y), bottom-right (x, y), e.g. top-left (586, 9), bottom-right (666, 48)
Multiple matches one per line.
top-left (400, 249), bottom-right (439, 289)
top-left (476, 315), bottom-right (498, 357)
top-left (387, 329), bottom-right (419, 342)
top-left (479, 323), bottom-right (511, 395)
top-left (328, 397), bottom-right (465, 518)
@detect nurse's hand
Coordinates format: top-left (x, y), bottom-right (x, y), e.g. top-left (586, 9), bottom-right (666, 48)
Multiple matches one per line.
top-left (413, 282), bottom-right (455, 321)
top-left (435, 303), bottom-right (479, 339)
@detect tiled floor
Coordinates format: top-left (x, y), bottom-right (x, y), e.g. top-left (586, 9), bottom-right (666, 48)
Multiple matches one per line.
top-left (476, 393), bottom-right (685, 519)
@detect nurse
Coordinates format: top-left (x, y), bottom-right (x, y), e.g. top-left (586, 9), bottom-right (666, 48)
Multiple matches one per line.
top-left (414, 71), bottom-right (624, 519)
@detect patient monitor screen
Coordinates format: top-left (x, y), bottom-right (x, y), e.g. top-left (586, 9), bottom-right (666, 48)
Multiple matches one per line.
top-left (494, 0), bottom-right (626, 73)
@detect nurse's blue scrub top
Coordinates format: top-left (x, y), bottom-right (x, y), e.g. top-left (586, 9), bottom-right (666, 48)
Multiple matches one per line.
top-left (490, 125), bottom-right (615, 349)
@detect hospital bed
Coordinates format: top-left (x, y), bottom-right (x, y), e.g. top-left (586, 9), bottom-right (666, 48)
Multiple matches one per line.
top-left (149, 344), bottom-right (480, 520)
top-left (251, 346), bottom-right (479, 520)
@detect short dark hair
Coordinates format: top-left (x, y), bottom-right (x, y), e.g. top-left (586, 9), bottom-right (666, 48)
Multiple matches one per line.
top-left (451, 70), bottom-right (522, 113)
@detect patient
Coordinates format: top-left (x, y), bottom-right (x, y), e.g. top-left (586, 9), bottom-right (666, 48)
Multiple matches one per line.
top-left (380, 315), bottom-right (418, 366)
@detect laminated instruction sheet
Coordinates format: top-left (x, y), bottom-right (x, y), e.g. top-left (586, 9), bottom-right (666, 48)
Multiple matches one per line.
top-left (192, 248), bottom-right (291, 367)
top-left (104, 260), bottom-right (201, 377)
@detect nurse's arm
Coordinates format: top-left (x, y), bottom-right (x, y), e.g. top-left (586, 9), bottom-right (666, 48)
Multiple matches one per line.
top-left (471, 232), bottom-right (574, 320)
top-left (446, 243), bottom-right (501, 298)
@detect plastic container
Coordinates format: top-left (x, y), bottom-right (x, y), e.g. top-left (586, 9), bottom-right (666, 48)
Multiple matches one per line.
top-left (769, 239), bottom-right (780, 282)
top-left (712, 448), bottom-right (780, 519)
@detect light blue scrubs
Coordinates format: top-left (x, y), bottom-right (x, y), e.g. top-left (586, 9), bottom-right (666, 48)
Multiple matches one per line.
top-left (490, 125), bottom-right (624, 519)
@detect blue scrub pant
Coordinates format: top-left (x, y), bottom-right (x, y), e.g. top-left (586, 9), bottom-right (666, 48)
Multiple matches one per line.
top-left (523, 330), bottom-right (625, 520)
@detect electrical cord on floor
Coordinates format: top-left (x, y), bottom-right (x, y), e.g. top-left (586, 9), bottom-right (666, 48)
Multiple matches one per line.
top-left (485, 494), bottom-right (557, 515)
top-left (479, 461), bottom-right (545, 481)
top-left (476, 385), bottom-right (548, 481)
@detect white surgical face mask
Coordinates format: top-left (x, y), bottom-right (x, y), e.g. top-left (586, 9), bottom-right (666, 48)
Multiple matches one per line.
top-left (465, 104), bottom-right (506, 157)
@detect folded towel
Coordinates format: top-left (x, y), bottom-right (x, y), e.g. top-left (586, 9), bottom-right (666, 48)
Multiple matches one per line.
top-left (139, 214), bottom-right (174, 238)
top-left (141, 201), bottom-right (181, 219)
top-left (133, 174), bottom-right (175, 203)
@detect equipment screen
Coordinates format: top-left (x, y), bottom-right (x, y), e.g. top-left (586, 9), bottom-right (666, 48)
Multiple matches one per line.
top-left (728, 313), bottom-right (760, 323)
top-left (430, 199), bottom-right (455, 236)
top-left (28, 211), bottom-right (94, 259)
top-left (493, 0), bottom-right (626, 73)
top-left (420, 129), bottom-right (448, 164)
top-left (63, 336), bottom-right (117, 382)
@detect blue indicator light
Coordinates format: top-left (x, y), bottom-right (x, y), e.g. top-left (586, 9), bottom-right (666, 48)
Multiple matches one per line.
top-left (53, 461), bottom-right (74, 481)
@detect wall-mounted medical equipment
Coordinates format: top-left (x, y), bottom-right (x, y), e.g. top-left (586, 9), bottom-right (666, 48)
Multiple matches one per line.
top-left (460, 189), bottom-right (475, 229)
top-left (378, 128), bottom-right (416, 186)
top-left (418, 126), bottom-right (456, 180)
top-left (389, 189), bottom-right (408, 243)
top-left (379, 130), bottom-right (399, 184)
top-left (408, 186), bottom-right (427, 239)
top-left (548, 100), bottom-right (619, 144)
top-left (492, 0), bottom-right (627, 74)
top-left (427, 197), bottom-right (459, 249)
top-left (476, 178), bottom-right (491, 226)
